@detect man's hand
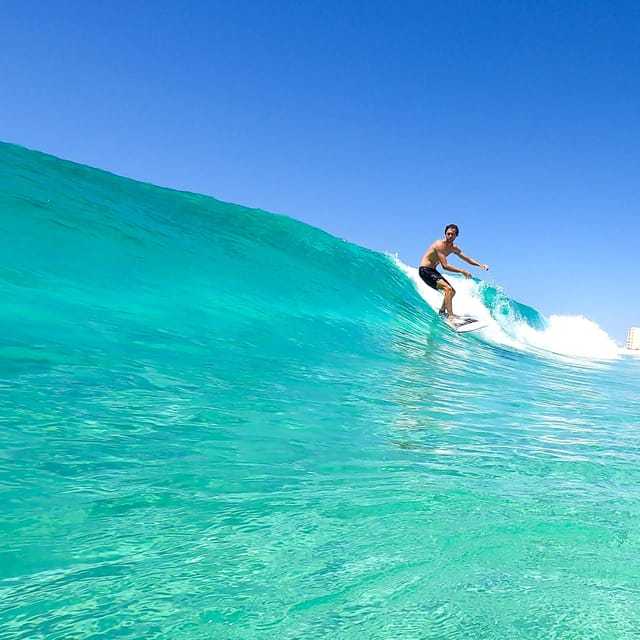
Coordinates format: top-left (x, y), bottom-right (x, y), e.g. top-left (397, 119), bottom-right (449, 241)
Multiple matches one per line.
top-left (480, 264), bottom-right (489, 271)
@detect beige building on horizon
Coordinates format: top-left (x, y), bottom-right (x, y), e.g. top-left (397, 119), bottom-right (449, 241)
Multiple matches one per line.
top-left (627, 327), bottom-right (640, 350)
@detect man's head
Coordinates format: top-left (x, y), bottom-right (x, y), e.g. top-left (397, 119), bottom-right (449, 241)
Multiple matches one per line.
top-left (444, 224), bottom-right (459, 239)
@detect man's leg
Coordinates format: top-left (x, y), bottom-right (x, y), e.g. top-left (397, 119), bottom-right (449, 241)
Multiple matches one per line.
top-left (437, 280), bottom-right (456, 318)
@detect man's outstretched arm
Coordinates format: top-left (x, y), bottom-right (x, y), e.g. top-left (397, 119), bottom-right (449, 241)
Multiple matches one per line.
top-left (457, 249), bottom-right (489, 271)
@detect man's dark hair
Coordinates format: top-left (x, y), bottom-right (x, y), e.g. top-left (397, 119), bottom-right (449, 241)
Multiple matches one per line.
top-left (444, 224), bottom-right (459, 236)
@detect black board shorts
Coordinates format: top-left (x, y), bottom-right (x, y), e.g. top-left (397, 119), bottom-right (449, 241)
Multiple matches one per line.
top-left (418, 266), bottom-right (451, 291)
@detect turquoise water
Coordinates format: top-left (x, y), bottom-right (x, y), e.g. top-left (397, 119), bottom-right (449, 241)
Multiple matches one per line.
top-left (2, 142), bottom-right (640, 639)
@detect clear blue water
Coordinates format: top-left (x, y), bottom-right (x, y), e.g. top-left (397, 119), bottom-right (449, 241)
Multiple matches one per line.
top-left (2, 142), bottom-right (640, 639)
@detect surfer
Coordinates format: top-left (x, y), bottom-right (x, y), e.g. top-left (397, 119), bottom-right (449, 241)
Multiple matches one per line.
top-left (419, 224), bottom-right (489, 324)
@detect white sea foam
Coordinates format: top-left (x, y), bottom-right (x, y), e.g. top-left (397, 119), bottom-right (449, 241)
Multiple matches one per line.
top-left (393, 256), bottom-right (621, 361)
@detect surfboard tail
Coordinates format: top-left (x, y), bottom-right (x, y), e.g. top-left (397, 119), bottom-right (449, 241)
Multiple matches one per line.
top-left (449, 316), bottom-right (487, 333)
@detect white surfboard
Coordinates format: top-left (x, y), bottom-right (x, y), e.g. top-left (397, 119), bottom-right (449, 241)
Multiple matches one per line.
top-left (448, 315), bottom-right (487, 333)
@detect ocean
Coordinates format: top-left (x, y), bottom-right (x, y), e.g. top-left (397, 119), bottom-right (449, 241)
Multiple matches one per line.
top-left (1, 142), bottom-right (639, 639)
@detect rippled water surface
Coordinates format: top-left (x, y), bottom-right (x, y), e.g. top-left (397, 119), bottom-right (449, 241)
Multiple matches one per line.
top-left (2, 143), bottom-right (640, 639)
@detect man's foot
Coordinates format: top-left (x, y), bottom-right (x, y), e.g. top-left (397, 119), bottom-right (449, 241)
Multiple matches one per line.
top-left (438, 308), bottom-right (448, 317)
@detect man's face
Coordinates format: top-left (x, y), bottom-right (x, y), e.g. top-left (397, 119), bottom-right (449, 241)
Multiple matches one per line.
top-left (445, 228), bottom-right (458, 242)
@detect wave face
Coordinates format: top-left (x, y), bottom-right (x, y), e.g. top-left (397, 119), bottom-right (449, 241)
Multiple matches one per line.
top-left (2, 142), bottom-right (640, 639)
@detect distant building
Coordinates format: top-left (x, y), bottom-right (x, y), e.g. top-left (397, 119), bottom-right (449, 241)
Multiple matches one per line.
top-left (627, 327), bottom-right (640, 350)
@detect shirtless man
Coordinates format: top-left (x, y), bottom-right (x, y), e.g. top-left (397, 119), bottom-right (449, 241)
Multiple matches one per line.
top-left (419, 224), bottom-right (489, 323)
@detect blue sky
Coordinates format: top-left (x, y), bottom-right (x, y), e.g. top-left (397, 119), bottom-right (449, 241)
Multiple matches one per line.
top-left (2, 1), bottom-right (639, 342)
